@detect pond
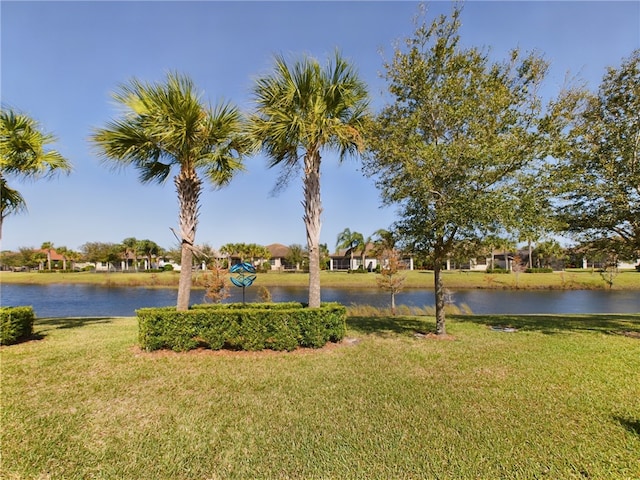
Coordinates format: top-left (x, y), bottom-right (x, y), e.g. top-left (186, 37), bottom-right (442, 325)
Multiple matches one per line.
top-left (2, 284), bottom-right (639, 317)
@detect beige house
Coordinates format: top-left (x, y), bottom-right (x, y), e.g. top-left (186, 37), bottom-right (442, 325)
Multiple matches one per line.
top-left (266, 243), bottom-right (295, 271)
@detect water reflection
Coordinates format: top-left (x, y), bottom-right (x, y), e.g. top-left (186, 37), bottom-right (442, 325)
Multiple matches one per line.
top-left (1, 284), bottom-right (638, 318)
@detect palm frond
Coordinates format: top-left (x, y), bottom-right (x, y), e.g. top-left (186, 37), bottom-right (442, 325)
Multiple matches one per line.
top-left (250, 51), bottom-right (369, 173)
top-left (0, 108), bottom-right (72, 178)
top-left (92, 72), bottom-right (248, 187)
top-left (0, 176), bottom-right (26, 218)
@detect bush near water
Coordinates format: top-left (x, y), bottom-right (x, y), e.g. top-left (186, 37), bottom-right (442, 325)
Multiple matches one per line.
top-left (0, 306), bottom-right (35, 345)
top-left (137, 302), bottom-right (347, 352)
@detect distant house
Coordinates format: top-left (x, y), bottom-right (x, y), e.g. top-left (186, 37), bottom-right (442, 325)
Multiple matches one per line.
top-left (36, 248), bottom-right (66, 270)
top-left (329, 243), bottom-right (380, 271)
top-left (581, 256), bottom-right (640, 270)
top-left (266, 243), bottom-right (296, 271)
top-left (444, 252), bottom-right (515, 271)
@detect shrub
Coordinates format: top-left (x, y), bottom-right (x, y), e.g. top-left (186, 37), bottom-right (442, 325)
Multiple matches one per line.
top-left (525, 267), bottom-right (554, 273)
top-left (257, 285), bottom-right (272, 302)
top-left (137, 302), bottom-right (347, 352)
top-left (485, 268), bottom-right (511, 274)
top-left (1, 306), bottom-right (35, 345)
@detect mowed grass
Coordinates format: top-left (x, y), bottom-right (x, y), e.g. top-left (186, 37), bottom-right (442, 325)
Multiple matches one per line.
top-left (2, 268), bottom-right (640, 290)
top-left (2, 314), bottom-right (639, 479)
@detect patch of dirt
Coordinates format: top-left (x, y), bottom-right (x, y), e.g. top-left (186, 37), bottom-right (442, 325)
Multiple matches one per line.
top-left (619, 331), bottom-right (640, 339)
top-left (130, 337), bottom-right (362, 358)
top-left (489, 325), bottom-right (518, 332)
top-left (414, 331), bottom-right (457, 341)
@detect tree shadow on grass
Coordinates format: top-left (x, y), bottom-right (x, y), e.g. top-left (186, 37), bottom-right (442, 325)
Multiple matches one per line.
top-left (452, 314), bottom-right (640, 336)
top-left (347, 314), bottom-right (640, 338)
top-left (614, 416), bottom-right (640, 437)
top-left (35, 317), bottom-right (115, 330)
top-left (347, 316), bottom-right (434, 337)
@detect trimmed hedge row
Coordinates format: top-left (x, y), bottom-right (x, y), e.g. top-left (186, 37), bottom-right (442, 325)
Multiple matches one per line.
top-left (1, 306), bottom-right (35, 345)
top-left (525, 267), bottom-right (554, 273)
top-left (137, 302), bottom-right (347, 352)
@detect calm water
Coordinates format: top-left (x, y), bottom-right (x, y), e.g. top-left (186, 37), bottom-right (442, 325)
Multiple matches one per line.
top-left (1, 284), bottom-right (639, 317)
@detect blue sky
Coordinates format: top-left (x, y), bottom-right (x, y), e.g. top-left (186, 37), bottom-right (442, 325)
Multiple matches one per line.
top-left (2, 1), bottom-right (638, 254)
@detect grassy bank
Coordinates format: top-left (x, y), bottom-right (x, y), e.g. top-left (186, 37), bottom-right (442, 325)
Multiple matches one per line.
top-left (2, 314), bottom-right (639, 479)
top-left (2, 268), bottom-right (640, 290)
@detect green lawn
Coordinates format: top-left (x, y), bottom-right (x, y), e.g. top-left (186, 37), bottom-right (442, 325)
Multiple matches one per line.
top-left (2, 268), bottom-right (640, 290)
top-left (2, 314), bottom-right (639, 479)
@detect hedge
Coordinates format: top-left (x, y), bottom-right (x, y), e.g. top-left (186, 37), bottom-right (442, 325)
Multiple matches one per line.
top-left (137, 302), bottom-right (347, 352)
top-left (525, 267), bottom-right (554, 273)
top-left (1, 306), bottom-right (35, 345)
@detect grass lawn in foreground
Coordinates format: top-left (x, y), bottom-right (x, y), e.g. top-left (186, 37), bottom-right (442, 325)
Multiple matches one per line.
top-left (1, 314), bottom-right (639, 479)
top-left (2, 268), bottom-right (640, 290)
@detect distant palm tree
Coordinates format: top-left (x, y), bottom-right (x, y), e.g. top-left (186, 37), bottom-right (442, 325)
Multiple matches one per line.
top-left (357, 234), bottom-right (373, 271)
top-left (249, 52), bottom-right (369, 307)
top-left (122, 237), bottom-right (139, 271)
top-left (92, 72), bottom-right (248, 310)
top-left (373, 229), bottom-right (396, 252)
top-left (41, 241), bottom-right (54, 271)
top-left (336, 227), bottom-right (364, 270)
top-left (137, 239), bottom-right (160, 270)
top-left (0, 108), bottom-right (71, 239)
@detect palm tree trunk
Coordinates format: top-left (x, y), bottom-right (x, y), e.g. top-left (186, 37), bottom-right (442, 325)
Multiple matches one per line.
top-left (175, 169), bottom-right (202, 311)
top-left (304, 150), bottom-right (322, 308)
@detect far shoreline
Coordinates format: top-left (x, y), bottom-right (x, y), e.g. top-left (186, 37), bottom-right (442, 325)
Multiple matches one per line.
top-left (2, 269), bottom-right (639, 291)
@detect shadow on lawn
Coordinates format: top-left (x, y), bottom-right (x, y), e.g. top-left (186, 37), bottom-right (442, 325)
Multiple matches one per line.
top-left (347, 314), bottom-right (640, 338)
top-left (453, 314), bottom-right (640, 336)
top-left (614, 416), bottom-right (640, 437)
top-left (348, 316), bottom-right (434, 337)
top-left (36, 317), bottom-right (114, 330)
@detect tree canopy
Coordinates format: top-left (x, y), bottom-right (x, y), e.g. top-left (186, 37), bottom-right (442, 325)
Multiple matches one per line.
top-left (363, 5), bottom-right (560, 334)
top-left (553, 49), bottom-right (640, 260)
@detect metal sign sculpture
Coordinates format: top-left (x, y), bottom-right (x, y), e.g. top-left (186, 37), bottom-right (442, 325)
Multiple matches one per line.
top-left (229, 262), bottom-right (257, 303)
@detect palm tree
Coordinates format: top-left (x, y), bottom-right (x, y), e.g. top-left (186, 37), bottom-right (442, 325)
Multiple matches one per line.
top-left (64, 248), bottom-right (81, 272)
top-left (0, 108), bottom-right (71, 239)
top-left (357, 234), bottom-right (373, 271)
top-left (41, 241), bottom-right (54, 271)
top-left (336, 227), bottom-right (364, 270)
top-left (137, 239), bottom-right (160, 270)
top-left (373, 229), bottom-right (396, 252)
top-left (92, 72), bottom-right (248, 310)
top-left (249, 52), bottom-right (369, 308)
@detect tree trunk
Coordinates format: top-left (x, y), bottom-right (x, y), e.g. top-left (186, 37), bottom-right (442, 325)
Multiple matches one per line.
top-left (434, 256), bottom-right (446, 335)
top-left (177, 245), bottom-right (193, 310)
top-left (175, 169), bottom-right (202, 311)
top-left (391, 292), bottom-right (396, 316)
top-left (304, 150), bottom-right (322, 308)
top-left (528, 239), bottom-right (533, 269)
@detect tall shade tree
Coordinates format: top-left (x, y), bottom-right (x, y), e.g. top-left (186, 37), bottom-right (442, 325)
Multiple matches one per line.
top-left (363, 6), bottom-right (558, 335)
top-left (92, 72), bottom-right (247, 310)
top-left (554, 50), bottom-right (640, 260)
top-left (249, 52), bottom-right (369, 308)
top-left (0, 108), bottom-right (71, 239)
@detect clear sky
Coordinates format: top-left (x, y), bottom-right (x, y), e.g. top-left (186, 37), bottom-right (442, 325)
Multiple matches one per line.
top-left (1, 1), bottom-right (638, 254)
